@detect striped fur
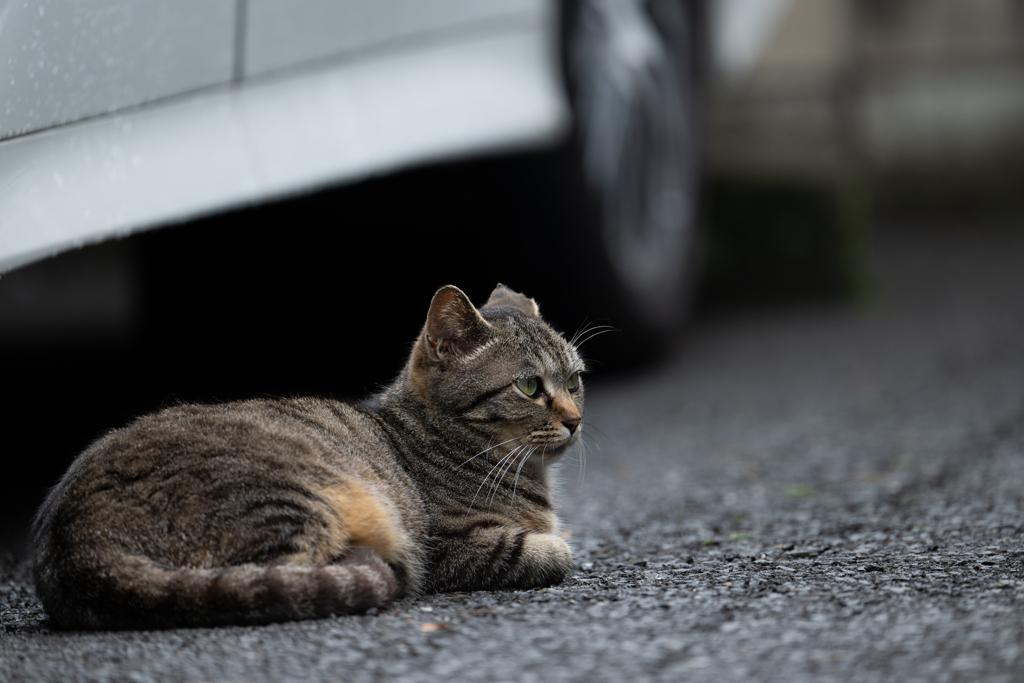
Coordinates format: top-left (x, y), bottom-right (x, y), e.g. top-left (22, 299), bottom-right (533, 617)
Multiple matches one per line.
top-left (32, 284), bottom-right (584, 629)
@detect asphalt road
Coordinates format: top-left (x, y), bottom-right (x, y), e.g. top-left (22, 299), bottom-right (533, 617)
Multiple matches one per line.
top-left (3, 223), bottom-right (1023, 682)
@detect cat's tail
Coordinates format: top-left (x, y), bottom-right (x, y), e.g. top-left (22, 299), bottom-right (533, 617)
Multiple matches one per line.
top-left (37, 546), bottom-right (399, 630)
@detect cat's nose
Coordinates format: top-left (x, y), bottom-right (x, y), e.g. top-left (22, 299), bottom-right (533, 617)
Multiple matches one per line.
top-left (563, 417), bottom-right (581, 435)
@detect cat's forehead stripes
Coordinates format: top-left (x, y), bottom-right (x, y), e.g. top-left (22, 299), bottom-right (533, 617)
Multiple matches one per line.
top-left (529, 324), bottom-right (584, 376)
top-left (481, 307), bottom-right (582, 379)
top-left (531, 338), bottom-right (573, 379)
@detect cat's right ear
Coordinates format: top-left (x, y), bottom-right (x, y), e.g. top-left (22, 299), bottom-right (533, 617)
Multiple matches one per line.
top-left (422, 285), bottom-right (493, 364)
top-left (483, 283), bottom-right (541, 317)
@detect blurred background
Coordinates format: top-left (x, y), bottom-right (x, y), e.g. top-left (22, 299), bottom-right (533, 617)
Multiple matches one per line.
top-left (2, 0), bottom-right (1023, 538)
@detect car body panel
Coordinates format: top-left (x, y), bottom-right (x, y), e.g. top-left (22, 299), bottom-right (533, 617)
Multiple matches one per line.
top-left (0, 1), bottom-right (568, 274)
top-left (245, 0), bottom-right (543, 76)
top-left (0, 0), bottom-right (236, 141)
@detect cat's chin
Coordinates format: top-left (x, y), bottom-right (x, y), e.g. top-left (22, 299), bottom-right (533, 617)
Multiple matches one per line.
top-left (561, 429), bottom-right (584, 452)
top-left (523, 436), bottom-right (579, 469)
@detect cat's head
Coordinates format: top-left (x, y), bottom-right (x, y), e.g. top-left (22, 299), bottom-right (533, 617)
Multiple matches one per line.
top-left (408, 284), bottom-right (585, 460)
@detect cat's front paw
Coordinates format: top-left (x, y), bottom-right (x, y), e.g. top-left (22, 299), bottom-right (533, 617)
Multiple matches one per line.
top-left (520, 533), bottom-right (572, 588)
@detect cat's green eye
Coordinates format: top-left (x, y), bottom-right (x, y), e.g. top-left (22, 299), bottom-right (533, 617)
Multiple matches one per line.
top-left (567, 371), bottom-right (580, 392)
top-left (516, 376), bottom-right (540, 397)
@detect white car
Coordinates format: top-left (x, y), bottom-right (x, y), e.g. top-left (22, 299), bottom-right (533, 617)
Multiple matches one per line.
top-left (0, 0), bottom-right (701, 345)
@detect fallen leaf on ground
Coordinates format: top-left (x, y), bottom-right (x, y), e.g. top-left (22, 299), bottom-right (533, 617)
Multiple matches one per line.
top-left (420, 623), bottom-right (447, 632)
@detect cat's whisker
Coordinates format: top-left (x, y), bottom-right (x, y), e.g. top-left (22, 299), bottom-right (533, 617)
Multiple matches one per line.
top-left (569, 318), bottom-right (591, 347)
top-left (455, 435), bottom-right (522, 469)
top-left (578, 323), bottom-right (617, 339)
top-left (499, 443), bottom-right (534, 503)
top-left (572, 441), bottom-right (583, 490)
top-left (579, 431), bottom-right (599, 454)
top-left (487, 445), bottom-right (526, 511)
top-left (576, 440), bottom-right (587, 490)
top-left (516, 444), bottom-right (545, 507)
top-left (569, 319), bottom-right (600, 346)
top-left (476, 456), bottom-right (513, 514)
top-left (581, 421), bottom-right (614, 448)
top-left (507, 445), bottom-right (538, 513)
top-left (575, 327), bottom-right (618, 349)
top-left (569, 321), bottom-right (615, 348)
top-left (469, 444), bottom-right (523, 514)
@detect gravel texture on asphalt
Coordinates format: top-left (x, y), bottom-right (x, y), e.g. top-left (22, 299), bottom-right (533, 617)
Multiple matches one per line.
top-left (2, 225), bottom-right (1023, 682)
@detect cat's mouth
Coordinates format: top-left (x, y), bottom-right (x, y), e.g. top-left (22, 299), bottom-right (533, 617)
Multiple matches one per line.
top-left (497, 423), bottom-right (582, 470)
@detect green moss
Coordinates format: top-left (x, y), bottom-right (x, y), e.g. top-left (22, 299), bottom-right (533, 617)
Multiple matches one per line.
top-left (784, 484), bottom-right (819, 499)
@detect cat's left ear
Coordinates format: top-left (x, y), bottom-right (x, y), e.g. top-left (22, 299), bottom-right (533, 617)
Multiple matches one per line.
top-left (482, 283), bottom-right (540, 317)
top-left (423, 285), bottom-right (493, 363)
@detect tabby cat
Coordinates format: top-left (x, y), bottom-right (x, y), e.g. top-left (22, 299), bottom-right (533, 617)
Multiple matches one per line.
top-left (31, 284), bottom-right (585, 630)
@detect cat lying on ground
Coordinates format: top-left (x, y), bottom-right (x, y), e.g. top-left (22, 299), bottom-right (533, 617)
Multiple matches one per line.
top-left (32, 284), bottom-right (585, 629)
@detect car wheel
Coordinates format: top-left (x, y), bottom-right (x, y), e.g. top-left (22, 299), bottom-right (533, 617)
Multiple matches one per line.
top-left (554, 0), bottom-right (702, 355)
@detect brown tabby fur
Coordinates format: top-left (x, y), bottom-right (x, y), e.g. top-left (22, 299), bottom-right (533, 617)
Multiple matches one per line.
top-left (31, 284), bottom-right (585, 630)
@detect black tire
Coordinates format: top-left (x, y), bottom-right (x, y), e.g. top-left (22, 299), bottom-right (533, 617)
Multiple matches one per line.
top-left (546, 0), bottom-right (703, 360)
